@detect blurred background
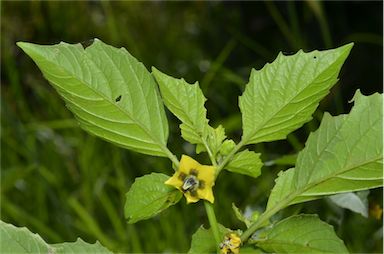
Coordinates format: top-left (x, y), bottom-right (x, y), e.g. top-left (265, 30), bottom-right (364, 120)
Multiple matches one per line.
top-left (1, 1), bottom-right (383, 253)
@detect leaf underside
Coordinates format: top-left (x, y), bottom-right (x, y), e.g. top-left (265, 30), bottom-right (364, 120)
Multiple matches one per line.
top-left (240, 43), bottom-right (353, 145)
top-left (0, 220), bottom-right (112, 254)
top-left (18, 39), bottom-right (169, 157)
top-left (188, 224), bottom-right (230, 254)
top-left (124, 173), bottom-right (182, 223)
top-left (225, 149), bottom-right (263, 178)
top-left (256, 215), bottom-right (348, 253)
top-left (152, 67), bottom-right (209, 146)
top-left (267, 92), bottom-right (383, 210)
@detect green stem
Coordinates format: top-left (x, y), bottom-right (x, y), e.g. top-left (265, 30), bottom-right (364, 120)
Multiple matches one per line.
top-left (163, 146), bottom-right (179, 170)
top-left (241, 190), bottom-right (300, 242)
top-left (202, 139), bottom-right (217, 167)
top-left (204, 201), bottom-right (221, 248)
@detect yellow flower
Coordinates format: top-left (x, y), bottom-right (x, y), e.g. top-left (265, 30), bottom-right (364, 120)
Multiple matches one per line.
top-left (165, 155), bottom-right (215, 203)
top-left (219, 233), bottom-right (241, 254)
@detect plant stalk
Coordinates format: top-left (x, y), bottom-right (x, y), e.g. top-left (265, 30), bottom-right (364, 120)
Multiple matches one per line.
top-left (204, 201), bottom-right (221, 249)
top-left (202, 139), bottom-right (217, 167)
top-left (216, 140), bottom-right (245, 174)
top-left (240, 190), bottom-right (300, 242)
top-left (163, 147), bottom-right (179, 170)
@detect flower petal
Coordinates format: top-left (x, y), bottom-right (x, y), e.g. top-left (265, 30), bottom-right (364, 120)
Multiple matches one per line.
top-left (165, 173), bottom-right (183, 190)
top-left (197, 188), bottom-right (214, 203)
top-left (197, 165), bottom-right (215, 186)
top-left (185, 192), bottom-right (199, 203)
top-left (179, 155), bottom-right (201, 174)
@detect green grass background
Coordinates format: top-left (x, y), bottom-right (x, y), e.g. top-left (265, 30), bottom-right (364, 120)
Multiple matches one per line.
top-left (1, 1), bottom-right (383, 253)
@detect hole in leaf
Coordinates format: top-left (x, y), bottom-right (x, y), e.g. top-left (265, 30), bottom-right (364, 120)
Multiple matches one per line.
top-left (313, 56), bottom-right (317, 59)
top-left (80, 39), bottom-right (95, 48)
top-left (115, 95), bottom-right (122, 102)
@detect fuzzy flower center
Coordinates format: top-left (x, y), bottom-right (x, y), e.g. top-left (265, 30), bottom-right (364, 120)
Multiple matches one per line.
top-left (182, 175), bottom-right (199, 192)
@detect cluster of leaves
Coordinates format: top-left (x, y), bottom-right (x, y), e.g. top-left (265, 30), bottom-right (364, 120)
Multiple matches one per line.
top-left (3, 39), bottom-right (381, 253)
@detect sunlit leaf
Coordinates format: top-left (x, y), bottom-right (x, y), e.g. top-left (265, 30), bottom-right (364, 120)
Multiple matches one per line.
top-left (225, 150), bottom-right (263, 178)
top-left (0, 220), bottom-right (51, 253)
top-left (188, 224), bottom-right (230, 254)
top-left (52, 238), bottom-right (112, 254)
top-left (152, 67), bottom-right (209, 145)
top-left (196, 125), bottom-right (227, 156)
top-left (18, 39), bottom-right (169, 157)
top-left (240, 43), bottom-right (353, 145)
top-left (124, 173), bottom-right (182, 223)
top-left (267, 92), bottom-right (383, 210)
top-left (256, 215), bottom-right (348, 253)
top-left (0, 220), bottom-right (112, 254)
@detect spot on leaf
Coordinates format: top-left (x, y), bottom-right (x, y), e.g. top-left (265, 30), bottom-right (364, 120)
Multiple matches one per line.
top-left (115, 95), bottom-right (122, 102)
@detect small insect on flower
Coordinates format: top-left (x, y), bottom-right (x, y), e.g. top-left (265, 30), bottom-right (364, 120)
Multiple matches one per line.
top-left (165, 155), bottom-right (215, 203)
top-left (219, 232), bottom-right (241, 254)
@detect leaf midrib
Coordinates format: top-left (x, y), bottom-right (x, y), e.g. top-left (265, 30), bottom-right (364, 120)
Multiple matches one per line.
top-left (162, 81), bottom-right (205, 135)
top-left (242, 52), bottom-right (342, 144)
top-left (302, 113), bottom-right (380, 187)
top-left (287, 156), bottom-right (382, 209)
top-left (258, 238), bottom-right (343, 253)
top-left (38, 46), bottom-right (168, 153)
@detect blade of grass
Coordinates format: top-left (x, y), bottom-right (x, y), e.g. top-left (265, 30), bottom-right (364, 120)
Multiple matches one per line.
top-left (67, 197), bottom-right (117, 249)
top-left (201, 39), bottom-right (237, 93)
top-left (265, 1), bottom-right (297, 49)
top-left (1, 197), bottom-right (63, 242)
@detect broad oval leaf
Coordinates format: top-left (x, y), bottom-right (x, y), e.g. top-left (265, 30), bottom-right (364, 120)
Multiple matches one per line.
top-left (52, 238), bottom-right (112, 254)
top-left (239, 43), bottom-right (353, 145)
top-left (267, 92), bottom-right (383, 211)
top-left (17, 39), bottom-right (169, 157)
top-left (225, 150), bottom-right (263, 178)
top-left (0, 220), bottom-right (51, 253)
top-left (124, 173), bottom-right (182, 223)
top-left (0, 220), bottom-right (112, 254)
top-left (188, 224), bottom-right (230, 254)
top-left (293, 91), bottom-right (382, 190)
top-left (152, 67), bottom-right (209, 145)
top-left (256, 215), bottom-right (348, 253)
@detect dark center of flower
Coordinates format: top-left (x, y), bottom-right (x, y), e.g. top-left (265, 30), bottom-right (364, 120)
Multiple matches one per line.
top-left (182, 175), bottom-right (199, 192)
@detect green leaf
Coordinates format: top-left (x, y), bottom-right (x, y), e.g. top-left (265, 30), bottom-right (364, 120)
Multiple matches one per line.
top-left (232, 203), bottom-right (258, 228)
top-left (219, 139), bottom-right (236, 156)
top-left (293, 92), bottom-right (382, 191)
top-left (17, 39), bottom-right (169, 157)
top-left (188, 224), bottom-right (230, 254)
top-left (124, 173), bottom-right (182, 223)
top-left (240, 247), bottom-right (265, 253)
top-left (197, 125), bottom-right (227, 156)
top-left (225, 150), bottom-right (263, 178)
top-left (0, 220), bottom-right (112, 254)
top-left (52, 238), bottom-right (112, 254)
top-left (267, 92), bottom-right (383, 211)
top-left (152, 67), bottom-right (209, 145)
top-left (0, 220), bottom-right (51, 253)
top-left (329, 191), bottom-right (369, 218)
top-left (239, 43), bottom-right (353, 145)
top-left (256, 215), bottom-right (348, 253)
